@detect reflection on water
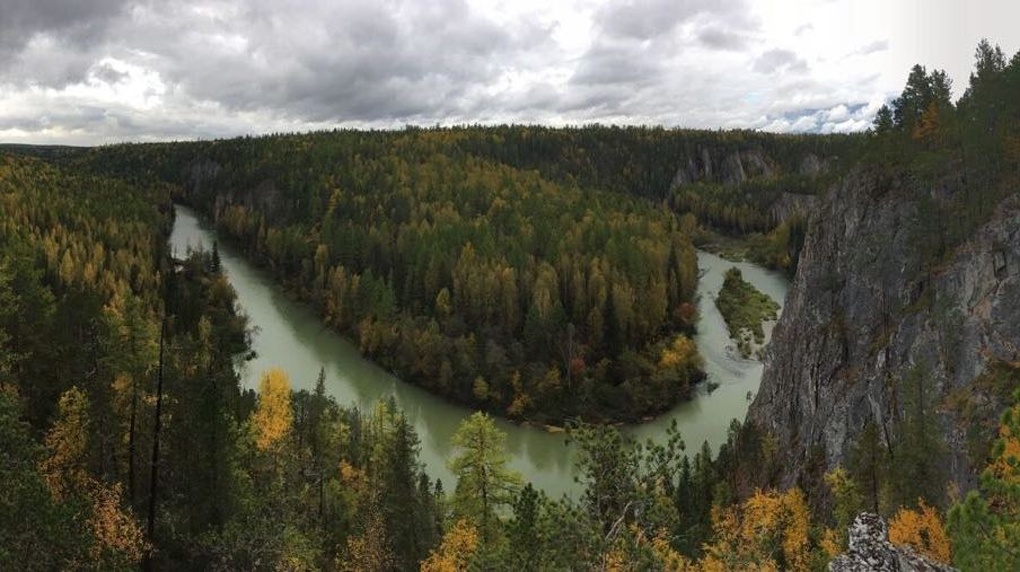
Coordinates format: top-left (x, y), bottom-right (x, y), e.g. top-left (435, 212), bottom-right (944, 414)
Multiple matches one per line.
top-left (170, 206), bottom-right (789, 498)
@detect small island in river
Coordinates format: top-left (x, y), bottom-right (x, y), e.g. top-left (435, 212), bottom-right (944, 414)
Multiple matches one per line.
top-left (715, 267), bottom-right (780, 359)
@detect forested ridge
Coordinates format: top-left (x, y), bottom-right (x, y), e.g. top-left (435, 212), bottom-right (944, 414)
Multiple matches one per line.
top-left (70, 125), bottom-right (855, 424)
top-left (3, 39), bottom-right (1020, 570)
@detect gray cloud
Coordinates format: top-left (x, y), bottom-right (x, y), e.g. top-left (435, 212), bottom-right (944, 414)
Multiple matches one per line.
top-left (697, 27), bottom-right (750, 51)
top-left (597, 0), bottom-right (701, 40)
top-left (570, 43), bottom-right (664, 88)
top-left (753, 48), bottom-right (809, 74)
top-left (0, 0), bottom-right (129, 56)
top-left (595, 0), bottom-right (757, 41)
top-left (854, 40), bottom-right (889, 56)
top-left (9, 0), bottom-right (552, 125)
top-left (565, 0), bottom-right (759, 120)
top-left (90, 62), bottom-right (128, 85)
top-left (0, 0), bottom-right (907, 144)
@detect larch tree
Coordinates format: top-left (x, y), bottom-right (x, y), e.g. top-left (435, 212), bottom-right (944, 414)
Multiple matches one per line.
top-left (700, 488), bottom-right (812, 572)
top-left (252, 367), bottom-right (294, 452)
top-left (448, 411), bottom-right (523, 544)
top-left (41, 386), bottom-right (148, 567)
top-left (420, 519), bottom-right (479, 572)
top-left (40, 386), bottom-right (91, 498)
top-left (888, 499), bottom-right (951, 564)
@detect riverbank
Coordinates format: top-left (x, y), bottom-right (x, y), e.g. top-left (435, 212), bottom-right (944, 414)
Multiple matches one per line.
top-left (170, 206), bottom-right (789, 498)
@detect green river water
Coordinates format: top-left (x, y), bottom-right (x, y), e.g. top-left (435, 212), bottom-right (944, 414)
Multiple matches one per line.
top-left (170, 205), bottom-right (789, 499)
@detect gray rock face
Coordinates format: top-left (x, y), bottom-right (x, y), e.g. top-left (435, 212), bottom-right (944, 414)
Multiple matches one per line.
top-left (799, 153), bottom-right (832, 176)
top-left (829, 513), bottom-right (957, 572)
top-left (770, 192), bottom-right (817, 226)
top-left (669, 147), bottom-right (775, 189)
top-left (749, 167), bottom-right (1020, 490)
top-left (670, 148), bottom-right (828, 226)
top-left (184, 160), bottom-right (284, 225)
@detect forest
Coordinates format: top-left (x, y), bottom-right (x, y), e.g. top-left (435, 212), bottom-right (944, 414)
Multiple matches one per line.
top-left (1, 39), bottom-right (1020, 569)
top-left (65, 120), bottom-right (860, 425)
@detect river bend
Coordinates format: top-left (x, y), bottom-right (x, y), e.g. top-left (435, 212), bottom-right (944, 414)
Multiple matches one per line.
top-left (170, 206), bottom-right (789, 498)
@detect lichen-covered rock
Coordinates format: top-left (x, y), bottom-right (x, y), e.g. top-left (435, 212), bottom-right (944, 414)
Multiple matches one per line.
top-left (829, 513), bottom-right (957, 572)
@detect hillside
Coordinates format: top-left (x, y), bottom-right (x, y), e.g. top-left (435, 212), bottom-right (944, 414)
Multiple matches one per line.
top-left (73, 126), bottom-right (845, 424)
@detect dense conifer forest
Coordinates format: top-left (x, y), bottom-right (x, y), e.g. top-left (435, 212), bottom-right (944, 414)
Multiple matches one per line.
top-left (2, 40), bottom-right (1019, 569)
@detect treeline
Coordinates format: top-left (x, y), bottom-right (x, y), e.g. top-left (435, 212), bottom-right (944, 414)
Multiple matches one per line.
top-left (83, 124), bottom-right (855, 269)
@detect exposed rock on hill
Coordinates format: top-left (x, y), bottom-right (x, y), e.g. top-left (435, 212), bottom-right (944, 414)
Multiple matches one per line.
top-left (749, 167), bottom-right (1020, 490)
top-left (770, 191), bottom-right (818, 226)
top-left (669, 148), bottom-right (775, 188)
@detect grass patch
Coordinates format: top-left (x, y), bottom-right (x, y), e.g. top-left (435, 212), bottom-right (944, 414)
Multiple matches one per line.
top-left (716, 267), bottom-right (781, 358)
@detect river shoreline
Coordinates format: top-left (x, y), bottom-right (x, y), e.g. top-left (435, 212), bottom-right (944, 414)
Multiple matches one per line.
top-left (170, 204), bottom-right (789, 498)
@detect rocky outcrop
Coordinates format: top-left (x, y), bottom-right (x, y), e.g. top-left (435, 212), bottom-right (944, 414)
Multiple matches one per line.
top-left (770, 192), bottom-right (817, 225)
top-left (669, 147), bottom-right (775, 189)
top-left (670, 147), bottom-right (832, 226)
top-left (183, 159), bottom-right (284, 225)
top-left (670, 148), bottom-right (836, 190)
top-left (799, 153), bottom-right (833, 177)
top-left (188, 159), bottom-right (222, 198)
top-left (749, 167), bottom-right (1020, 489)
top-left (829, 513), bottom-right (957, 572)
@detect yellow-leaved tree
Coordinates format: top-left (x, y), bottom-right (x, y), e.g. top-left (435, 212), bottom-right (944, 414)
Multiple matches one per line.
top-left (821, 467), bottom-right (864, 557)
top-left (700, 488), bottom-right (811, 572)
top-left (40, 387), bottom-right (148, 567)
top-left (888, 500), bottom-right (951, 563)
top-left (420, 518), bottom-right (479, 572)
top-left (40, 386), bottom-right (91, 498)
top-left (251, 368), bottom-right (294, 451)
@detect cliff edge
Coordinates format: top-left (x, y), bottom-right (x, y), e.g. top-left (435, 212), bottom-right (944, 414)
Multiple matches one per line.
top-left (749, 166), bottom-right (1020, 490)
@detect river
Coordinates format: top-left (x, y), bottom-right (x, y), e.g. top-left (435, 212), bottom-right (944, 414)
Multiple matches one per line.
top-left (169, 206), bottom-right (789, 499)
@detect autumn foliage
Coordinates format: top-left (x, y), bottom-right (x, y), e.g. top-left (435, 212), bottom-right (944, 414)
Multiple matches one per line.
top-left (252, 367), bottom-right (294, 451)
top-left (700, 488), bottom-right (811, 572)
top-left (420, 519), bottom-right (479, 572)
top-left (888, 500), bottom-right (951, 563)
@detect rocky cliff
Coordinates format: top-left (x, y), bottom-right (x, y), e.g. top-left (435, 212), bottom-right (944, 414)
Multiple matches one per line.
top-left (669, 147), bottom-right (775, 188)
top-left (669, 147), bottom-right (832, 189)
top-left (669, 147), bottom-right (830, 227)
top-left (749, 167), bottom-right (1020, 490)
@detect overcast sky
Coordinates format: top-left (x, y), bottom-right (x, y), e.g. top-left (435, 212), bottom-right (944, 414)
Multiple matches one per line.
top-left (1, 0), bottom-right (1017, 145)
